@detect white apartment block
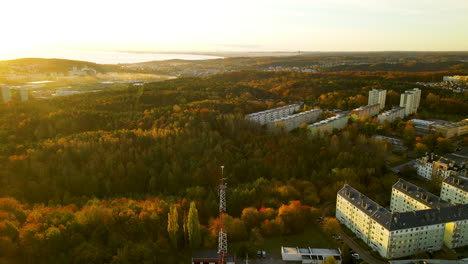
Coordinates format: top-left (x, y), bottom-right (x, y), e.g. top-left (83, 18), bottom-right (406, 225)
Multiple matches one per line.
top-left (351, 104), bottom-right (380, 119)
top-left (415, 156), bottom-right (435, 180)
top-left (245, 104), bottom-right (301, 125)
top-left (415, 150), bottom-right (467, 180)
top-left (267, 108), bottom-right (323, 132)
top-left (308, 114), bottom-right (349, 136)
top-left (336, 182), bottom-right (468, 259)
top-left (368, 89), bottom-right (387, 110)
top-left (400, 88), bottom-right (421, 116)
top-left (377, 107), bottom-right (405, 123)
top-left (441, 175), bottom-right (468, 204)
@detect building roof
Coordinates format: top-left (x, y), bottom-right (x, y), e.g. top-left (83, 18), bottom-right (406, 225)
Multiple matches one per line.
top-left (352, 104), bottom-right (380, 112)
top-left (444, 175), bottom-right (468, 193)
top-left (338, 184), bottom-right (468, 231)
top-left (438, 121), bottom-right (468, 129)
top-left (192, 251), bottom-right (236, 262)
top-left (282, 247), bottom-right (341, 256)
top-left (309, 114), bottom-right (348, 127)
top-left (275, 108), bottom-right (322, 121)
top-left (393, 179), bottom-right (451, 209)
top-left (441, 148), bottom-right (468, 167)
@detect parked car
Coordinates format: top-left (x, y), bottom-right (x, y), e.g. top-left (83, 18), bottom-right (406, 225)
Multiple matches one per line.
top-left (352, 253), bottom-right (360, 260)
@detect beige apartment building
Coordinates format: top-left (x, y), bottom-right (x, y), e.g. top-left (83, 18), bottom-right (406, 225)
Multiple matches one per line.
top-left (390, 179), bottom-right (450, 212)
top-left (336, 180), bottom-right (468, 259)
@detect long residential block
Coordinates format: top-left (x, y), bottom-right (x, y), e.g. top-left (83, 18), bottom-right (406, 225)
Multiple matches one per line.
top-left (377, 107), bottom-right (405, 123)
top-left (308, 114), bottom-right (349, 136)
top-left (267, 108), bottom-right (323, 132)
top-left (245, 104), bottom-right (301, 125)
top-left (351, 104), bottom-right (380, 119)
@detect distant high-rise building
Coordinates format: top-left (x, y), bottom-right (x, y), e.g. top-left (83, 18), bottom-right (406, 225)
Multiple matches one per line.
top-left (1, 86), bottom-right (11, 103)
top-left (368, 89), bottom-right (386, 110)
top-left (400, 88), bottom-right (421, 116)
top-left (20, 87), bottom-right (29, 101)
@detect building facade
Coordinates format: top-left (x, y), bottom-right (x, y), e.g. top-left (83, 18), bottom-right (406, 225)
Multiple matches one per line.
top-left (436, 122), bottom-right (468, 138)
top-left (399, 88), bottom-right (421, 116)
top-left (267, 108), bottom-right (323, 132)
top-left (390, 179), bottom-right (450, 212)
top-left (441, 175), bottom-right (468, 204)
top-left (308, 114), bottom-right (349, 136)
top-left (351, 104), bottom-right (380, 119)
top-left (368, 89), bottom-right (387, 110)
top-left (1, 86), bottom-right (11, 102)
top-left (377, 107), bottom-right (405, 123)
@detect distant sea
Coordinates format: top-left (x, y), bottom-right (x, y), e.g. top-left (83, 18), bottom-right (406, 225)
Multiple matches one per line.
top-left (0, 50), bottom-right (223, 64)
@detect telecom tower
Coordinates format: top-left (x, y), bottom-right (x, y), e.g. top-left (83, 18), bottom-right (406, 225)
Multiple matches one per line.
top-left (218, 165), bottom-right (228, 264)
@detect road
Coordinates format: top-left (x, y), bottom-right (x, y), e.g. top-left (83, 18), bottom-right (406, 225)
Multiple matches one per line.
top-left (339, 231), bottom-right (389, 264)
top-left (390, 160), bottom-right (415, 173)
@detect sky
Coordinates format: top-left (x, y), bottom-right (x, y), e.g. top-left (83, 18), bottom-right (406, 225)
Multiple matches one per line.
top-left (1, 0), bottom-right (468, 57)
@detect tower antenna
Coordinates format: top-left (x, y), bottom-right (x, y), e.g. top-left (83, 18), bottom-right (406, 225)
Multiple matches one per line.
top-left (218, 165), bottom-right (228, 264)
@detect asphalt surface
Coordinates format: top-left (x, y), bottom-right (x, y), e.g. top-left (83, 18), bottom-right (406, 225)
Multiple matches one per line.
top-left (339, 231), bottom-right (389, 264)
top-left (390, 160), bottom-right (416, 173)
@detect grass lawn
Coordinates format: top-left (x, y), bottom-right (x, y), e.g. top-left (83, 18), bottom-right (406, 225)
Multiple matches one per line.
top-left (229, 224), bottom-right (338, 259)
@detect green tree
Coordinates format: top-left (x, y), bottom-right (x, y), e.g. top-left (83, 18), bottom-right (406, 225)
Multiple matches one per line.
top-left (321, 217), bottom-right (341, 235)
top-left (187, 201), bottom-right (201, 248)
top-left (324, 255), bottom-right (337, 264)
top-left (167, 205), bottom-right (179, 247)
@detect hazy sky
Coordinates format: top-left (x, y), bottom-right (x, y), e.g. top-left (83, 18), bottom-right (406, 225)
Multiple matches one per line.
top-left (1, 0), bottom-right (468, 56)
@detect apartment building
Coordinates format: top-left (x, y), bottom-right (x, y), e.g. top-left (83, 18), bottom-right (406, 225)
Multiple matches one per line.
top-left (436, 122), bottom-right (468, 138)
top-left (336, 182), bottom-right (468, 259)
top-left (245, 104), bottom-right (301, 125)
top-left (414, 150), bottom-right (467, 180)
top-left (308, 114), bottom-right (349, 136)
top-left (443, 76), bottom-right (468, 83)
top-left (377, 107), bottom-right (405, 123)
top-left (267, 108), bottom-right (323, 132)
top-left (400, 88), bottom-right (421, 116)
top-left (368, 89), bottom-right (387, 110)
top-left (1, 86), bottom-right (11, 102)
top-left (441, 175), bottom-right (468, 204)
top-left (351, 104), bottom-right (380, 119)
top-left (391, 179), bottom-right (450, 212)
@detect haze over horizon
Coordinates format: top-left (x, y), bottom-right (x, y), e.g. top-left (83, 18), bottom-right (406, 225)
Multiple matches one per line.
top-left (2, 0), bottom-right (468, 60)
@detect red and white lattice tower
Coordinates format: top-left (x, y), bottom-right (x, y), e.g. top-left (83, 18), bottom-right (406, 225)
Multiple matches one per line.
top-left (218, 165), bottom-right (228, 264)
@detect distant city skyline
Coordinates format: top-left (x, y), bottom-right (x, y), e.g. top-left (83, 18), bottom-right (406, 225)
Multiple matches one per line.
top-left (1, 0), bottom-right (468, 59)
